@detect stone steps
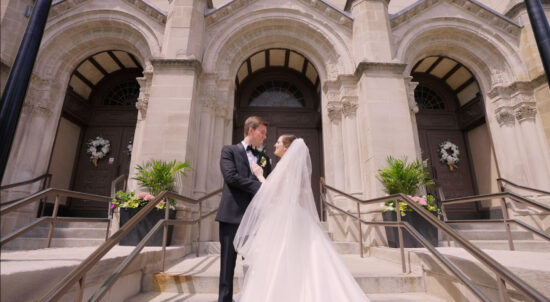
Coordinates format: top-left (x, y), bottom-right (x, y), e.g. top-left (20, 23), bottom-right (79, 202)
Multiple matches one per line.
top-left (442, 239), bottom-right (550, 251)
top-left (2, 220), bottom-right (109, 250)
top-left (143, 254), bottom-right (426, 296)
top-left (126, 292), bottom-right (445, 302)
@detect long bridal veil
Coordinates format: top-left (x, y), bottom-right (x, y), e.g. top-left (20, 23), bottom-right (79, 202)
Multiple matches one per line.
top-left (234, 139), bottom-right (369, 302)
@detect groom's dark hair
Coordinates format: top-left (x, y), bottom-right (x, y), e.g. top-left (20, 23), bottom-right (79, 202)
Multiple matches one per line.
top-left (244, 116), bottom-right (269, 137)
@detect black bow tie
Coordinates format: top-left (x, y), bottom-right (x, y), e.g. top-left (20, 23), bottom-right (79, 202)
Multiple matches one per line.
top-left (246, 145), bottom-right (260, 156)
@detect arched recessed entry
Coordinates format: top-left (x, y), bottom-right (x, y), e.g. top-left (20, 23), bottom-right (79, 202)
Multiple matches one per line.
top-left (233, 49), bottom-right (323, 213)
top-left (46, 50), bottom-right (143, 217)
top-left (412, 56), bottom-right (494, 219)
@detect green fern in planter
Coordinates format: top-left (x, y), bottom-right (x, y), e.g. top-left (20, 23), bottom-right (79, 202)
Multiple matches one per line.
top-left (132, 159), bottom-right (192, 196)
top-left (377, 156), bottom-right (437, 215)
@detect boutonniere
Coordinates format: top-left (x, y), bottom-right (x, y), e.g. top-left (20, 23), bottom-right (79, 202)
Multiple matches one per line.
top-left (259, 156), bottom-right (267, 168)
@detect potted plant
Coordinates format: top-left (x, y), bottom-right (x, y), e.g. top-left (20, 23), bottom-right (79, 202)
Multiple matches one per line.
top-left (112, 159), bottom-right (191, 246)
top-left (378, 156), bottom-right (440, 248)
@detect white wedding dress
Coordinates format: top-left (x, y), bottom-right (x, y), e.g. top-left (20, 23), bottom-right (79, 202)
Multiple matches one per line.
top-left (234, 139), bottom-right (370, 302)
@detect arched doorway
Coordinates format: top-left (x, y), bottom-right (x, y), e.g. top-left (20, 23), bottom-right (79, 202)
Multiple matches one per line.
top-left (46, 50), bottom-right (143, 217)
top-left (233, 49), bottom-right (323, 213)
top-left (412, 56), bottom-right (497, 219)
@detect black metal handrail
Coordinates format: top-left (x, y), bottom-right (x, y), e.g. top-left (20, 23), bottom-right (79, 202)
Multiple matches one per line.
top-left (320, 178), bottom-right (549, 302)
top-left (38, 188), bottom-right (222, 302)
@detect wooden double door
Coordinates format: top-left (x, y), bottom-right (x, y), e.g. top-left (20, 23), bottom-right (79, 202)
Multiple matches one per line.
top-left (414, 74), bottom-right (485, 219)
top-left (234, 68), bottom-right (323, 215)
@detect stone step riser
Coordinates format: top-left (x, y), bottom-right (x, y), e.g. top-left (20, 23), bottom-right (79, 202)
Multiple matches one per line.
top-left (194, 241), bottom-right (361, 255)
top-left (444, 240), bottom-right (550, 252)
top-left (442, 230), bottom-right (534, 241)
top-left (151, 274), bottom-right (424, 295)
top-left (20, 228), bottom-right (108, 238)
top-left (126, 292), bottom-right (446, 302)
top-left (1, 238), bottom-right (105, 250)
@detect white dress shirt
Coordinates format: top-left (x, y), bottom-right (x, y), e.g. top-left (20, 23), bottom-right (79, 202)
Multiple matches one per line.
top-left (241, 141), bottom-right (258, 173)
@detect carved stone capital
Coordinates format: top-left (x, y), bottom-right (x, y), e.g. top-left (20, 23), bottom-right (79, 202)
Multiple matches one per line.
top-left (342, 97), bottom-right (359, 118)
top-left (514, 103), bottom-right (537, 122)
top-left (215, 105), bottom-right (231, 119)
top-left (495, 107), bottom-right (515, 126)
top-left (405, 78), bottom-right (419, 113)
top-left (327, 101), bottom-right (343, 122)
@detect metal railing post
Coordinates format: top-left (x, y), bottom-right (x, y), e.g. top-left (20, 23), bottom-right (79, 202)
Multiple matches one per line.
top-left (497, 276), bottom-right (510, 302)
top-left (162, 198), bottom-right (169, 272)
top-left (357, 202), bottom-right (364, 258)
top-left (75, 275), bottom-right (86, 302)
top-left (395, 199), bottom-right (406, 273)
top-left (46, 194), bottom-right (60, 248)
top-left (197, 202), bottom-right (202, 257)
top-left (500, 197), bottom-right (515, 251)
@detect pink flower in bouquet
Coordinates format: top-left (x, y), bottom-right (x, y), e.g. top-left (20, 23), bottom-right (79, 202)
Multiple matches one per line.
top-left (110, 203), bottom-right (115, 209)
top-left (137, 192), bottom-right (147, 199)
top-left (144, 194), bottom-right (155, 201)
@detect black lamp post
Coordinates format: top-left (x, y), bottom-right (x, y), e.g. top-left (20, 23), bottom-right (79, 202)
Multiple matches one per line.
top-left (0, 0), bottom-right (53, 182)
top-left (524, 0), bottom-right (550, 84)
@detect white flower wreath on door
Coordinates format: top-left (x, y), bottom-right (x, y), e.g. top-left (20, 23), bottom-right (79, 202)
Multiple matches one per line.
top-left (87, 136), bottom-right (111, 167)
top-left (438, 140), bottom-right (460, 171)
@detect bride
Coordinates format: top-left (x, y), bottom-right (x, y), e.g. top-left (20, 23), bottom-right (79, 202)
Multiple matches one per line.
top-left (233, 135), bottom-right (370, 302)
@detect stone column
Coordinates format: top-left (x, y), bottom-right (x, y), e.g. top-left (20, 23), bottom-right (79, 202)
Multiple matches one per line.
top-left (1, 74), bottom-right (64, 236)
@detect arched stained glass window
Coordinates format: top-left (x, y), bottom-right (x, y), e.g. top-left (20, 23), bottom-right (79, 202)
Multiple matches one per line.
top-left (414, 85), bottom-right (445, 110)
top-left (249, 80), bottom-right (304, 107)
top-left (104, 81), bottom-right (140, 106)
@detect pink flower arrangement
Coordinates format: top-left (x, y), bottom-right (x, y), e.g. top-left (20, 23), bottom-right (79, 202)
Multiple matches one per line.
top-left (137, 192), bottom-right (155, 201)
top-left (407, 195), bottom-right (427, 206)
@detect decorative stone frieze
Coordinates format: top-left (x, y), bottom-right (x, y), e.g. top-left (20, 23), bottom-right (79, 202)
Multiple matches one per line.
top-left (514, 103), bottom-right (537, 122)
top-left (50, 0), bottom-right (167, 24)
top-left (205, 0), bottom-right (352, 29)
top-left (390, 0), bottom-right (521, 36)
top-left (495, 107), bottom-right (515, 126)
top-left (327, 101), bottom-right (343, 122)
top-left (135, 62), bottom-right (153, 119)
top-left (342, 98), bottom-right (359, 118)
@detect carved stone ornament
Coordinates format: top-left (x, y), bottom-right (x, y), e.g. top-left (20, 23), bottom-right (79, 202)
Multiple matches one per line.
top-left (495, 107), bottom-right (515, 126)
top-left (327, 101), bottom-right (343, 122)
top-left (342, 97), bottom-right (359, 118)
top-left (406, 78), bottom-right (419, 114)
top-left (136, 63), bottom-right (153, 119)
top-left (514, 103), bottom-right (537, 122)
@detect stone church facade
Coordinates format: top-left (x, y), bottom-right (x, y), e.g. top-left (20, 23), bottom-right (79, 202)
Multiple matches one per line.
top-left (1, 0), bottom-right (550, 243)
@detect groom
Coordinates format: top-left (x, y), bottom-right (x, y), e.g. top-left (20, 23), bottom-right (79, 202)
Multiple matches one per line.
top-left (216, 116), bottom-right (272, 302)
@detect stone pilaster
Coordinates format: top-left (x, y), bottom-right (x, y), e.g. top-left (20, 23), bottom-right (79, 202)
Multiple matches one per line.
top-left (351, 0), bottom-right (394, 63)
top-left (162, 0), bottom-right (205, 59)
top-left (489, 84), bottom-right (550, 191)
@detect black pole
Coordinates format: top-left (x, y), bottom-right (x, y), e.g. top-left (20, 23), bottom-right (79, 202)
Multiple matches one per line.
top-left (0, 0), bottom-right (53, 182)
top-left (524, 0), bottom-right (550, 83)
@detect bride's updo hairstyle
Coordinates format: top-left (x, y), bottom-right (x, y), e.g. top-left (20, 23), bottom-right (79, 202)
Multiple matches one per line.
top-left (280, 134), bottom-right (297, 148)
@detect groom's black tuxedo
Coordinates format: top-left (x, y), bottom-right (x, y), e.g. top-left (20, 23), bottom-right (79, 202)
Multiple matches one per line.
top-left (216, 143), bottom-right (271, 302)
